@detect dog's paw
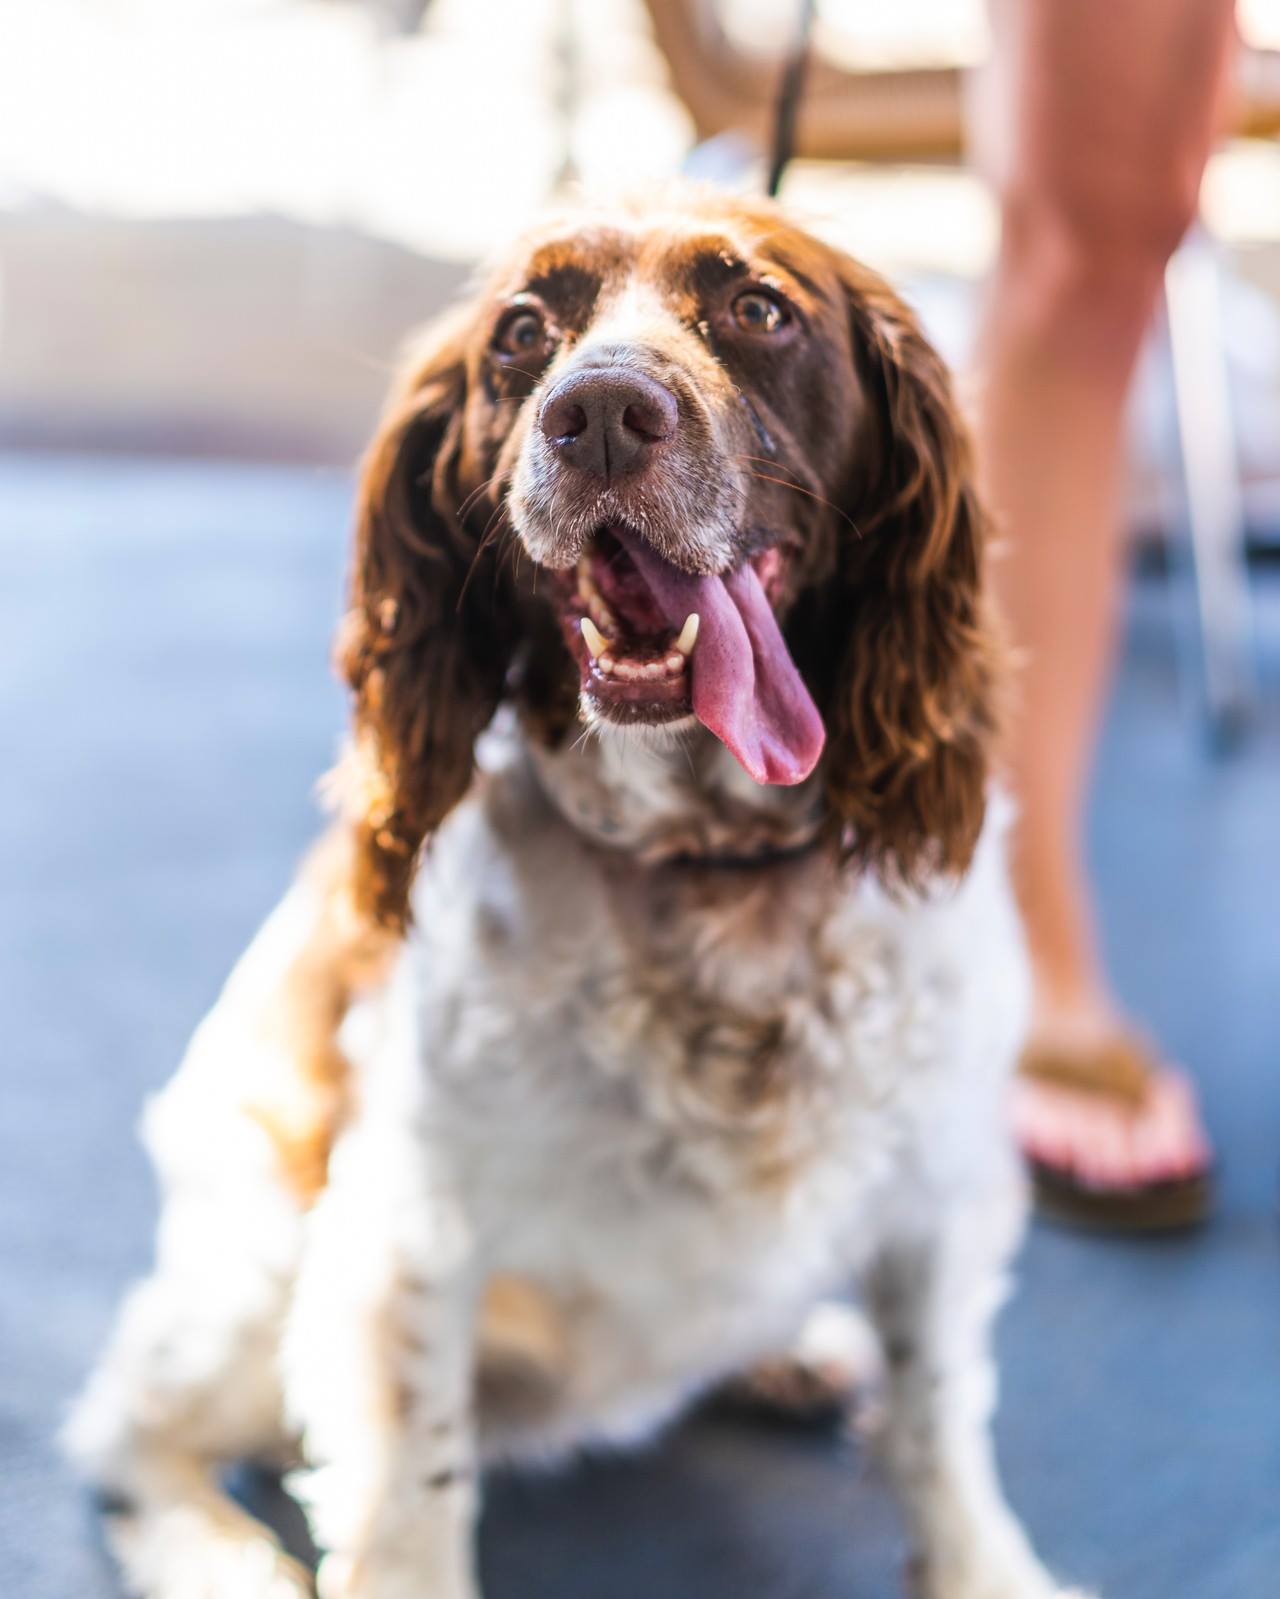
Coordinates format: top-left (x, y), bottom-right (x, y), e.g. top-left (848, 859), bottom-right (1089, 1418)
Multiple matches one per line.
top-left (724, 1300), bottom-right (883, 1425)
top-left (316, 1550), bottom-right (476, 1599)
top-left (907, 1541), bottom-right (1097, 1599)
top-left (911, 1562), bottom-right (1097, 1599)
top-left (106, 1502), bottom-right (313, 1599)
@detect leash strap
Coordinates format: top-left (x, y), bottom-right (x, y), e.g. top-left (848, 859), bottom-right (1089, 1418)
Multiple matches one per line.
top-left (766, 0), bottom-right (817, 197)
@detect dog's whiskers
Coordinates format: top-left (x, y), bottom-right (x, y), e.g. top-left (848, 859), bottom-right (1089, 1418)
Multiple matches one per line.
top-left (733, 458), bottom-right (862, 535)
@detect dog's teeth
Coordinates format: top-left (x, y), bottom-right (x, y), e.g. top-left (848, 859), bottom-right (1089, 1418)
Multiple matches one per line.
top-left (580, 617), bottom-right (610, 660)
top-left (674, 614), bottom-right (700, 657)
top-left (598, 653), bottom-right (616, 675)
top-left (664, 652), bottom-right (684, 673)
top-left (578, 564), bottom-right (618, 631)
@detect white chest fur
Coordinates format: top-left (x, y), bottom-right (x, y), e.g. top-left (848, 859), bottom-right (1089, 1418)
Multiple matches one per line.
top-left (340, 749), bottom-right (1028, 1455)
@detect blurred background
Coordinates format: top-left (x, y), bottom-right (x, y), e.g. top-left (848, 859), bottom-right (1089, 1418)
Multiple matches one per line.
top-left (2, 4), bottom-right (1278, 1599)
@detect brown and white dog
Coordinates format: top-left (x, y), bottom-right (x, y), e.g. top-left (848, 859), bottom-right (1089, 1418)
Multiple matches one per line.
top-left (68, 190), bottom-right (1093, 1599)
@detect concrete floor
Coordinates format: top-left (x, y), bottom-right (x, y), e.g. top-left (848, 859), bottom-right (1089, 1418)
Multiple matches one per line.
top-left (1, 454), bottom-right (1277, 1599)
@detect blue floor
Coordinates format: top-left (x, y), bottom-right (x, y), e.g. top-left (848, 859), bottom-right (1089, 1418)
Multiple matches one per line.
top-left (2, 454), bottom-right (1277, 1599)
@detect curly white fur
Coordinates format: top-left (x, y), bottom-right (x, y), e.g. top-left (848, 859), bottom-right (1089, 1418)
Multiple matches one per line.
top-left (67, 723), bottom-right (1093, 1599)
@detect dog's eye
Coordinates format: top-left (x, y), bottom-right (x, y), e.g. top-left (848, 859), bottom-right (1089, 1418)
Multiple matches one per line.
top-left (494, 308), bottom-right (548, 360)
top-left (731, 289), bottom-right (788, 334)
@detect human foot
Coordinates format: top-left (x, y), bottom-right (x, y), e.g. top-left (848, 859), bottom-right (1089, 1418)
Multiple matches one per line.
top-left (1014, 1009), bottom-right (1213, 1230)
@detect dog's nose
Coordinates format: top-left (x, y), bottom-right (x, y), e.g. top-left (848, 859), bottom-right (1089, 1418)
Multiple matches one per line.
top-left (539, 368), bottom-right (678, 481)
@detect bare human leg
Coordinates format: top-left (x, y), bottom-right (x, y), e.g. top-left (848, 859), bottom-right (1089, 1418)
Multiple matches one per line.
top-left (969, 0), bottom-right (1236, 1212)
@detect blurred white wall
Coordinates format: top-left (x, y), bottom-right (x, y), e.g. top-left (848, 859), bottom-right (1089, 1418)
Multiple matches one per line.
top-left (0, 0), bottom-right (686, 460)
top-left (2, 0), bottom-right (1280, 492)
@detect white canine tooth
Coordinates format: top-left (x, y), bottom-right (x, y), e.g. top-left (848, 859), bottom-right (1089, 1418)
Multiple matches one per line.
top-left (580, 617), bottom-right (610, 660)
top-left (674, 613), bottom-right (700, 657)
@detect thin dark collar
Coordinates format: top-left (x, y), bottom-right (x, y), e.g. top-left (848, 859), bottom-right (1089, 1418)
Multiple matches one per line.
top-left (521, 726), bottom-right (829, 873)
top-left (663, 830), bottom-right (829, 873)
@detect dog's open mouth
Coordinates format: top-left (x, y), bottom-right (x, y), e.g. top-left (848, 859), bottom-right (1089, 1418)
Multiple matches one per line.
top-left (554, 526), bottom-right (825, 786)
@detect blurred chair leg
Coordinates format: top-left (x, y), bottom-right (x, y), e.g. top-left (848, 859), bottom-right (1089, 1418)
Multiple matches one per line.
top-left (1162, 227), bottom-right (1256, 745)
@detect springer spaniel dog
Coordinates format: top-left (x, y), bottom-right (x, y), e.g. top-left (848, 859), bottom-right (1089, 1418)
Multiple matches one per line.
top-left (68, 190), bottom-right (1093, 1599)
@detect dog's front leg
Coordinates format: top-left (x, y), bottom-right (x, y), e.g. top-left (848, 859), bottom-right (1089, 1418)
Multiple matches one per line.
top-left (867, 1171), bottom-right (1093, 1599)
top-left (284, 1119), bottom-right (481, 1599)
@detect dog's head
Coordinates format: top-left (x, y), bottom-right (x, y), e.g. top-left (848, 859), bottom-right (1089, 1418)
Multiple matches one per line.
top-left (338, 190), bottom-right (999, 927)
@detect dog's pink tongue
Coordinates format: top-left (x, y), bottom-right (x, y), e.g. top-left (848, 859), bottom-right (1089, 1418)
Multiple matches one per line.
top-left (618, 533), bottom-right (825, 786)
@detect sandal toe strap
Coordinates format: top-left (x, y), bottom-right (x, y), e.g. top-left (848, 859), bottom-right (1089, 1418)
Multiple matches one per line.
top-left (1019, 1032), bottom-right (1154, 1107)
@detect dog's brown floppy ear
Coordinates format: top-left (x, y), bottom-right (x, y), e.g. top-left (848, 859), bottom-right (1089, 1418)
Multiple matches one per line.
top-left (335, 306), bottom-right (518, 930)
top-left (815, 265), bottom-right (1001, 887)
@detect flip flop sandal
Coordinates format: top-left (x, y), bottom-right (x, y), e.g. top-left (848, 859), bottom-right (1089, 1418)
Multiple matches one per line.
top-left (1019, 1033), bottom-right (1214, 1233)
